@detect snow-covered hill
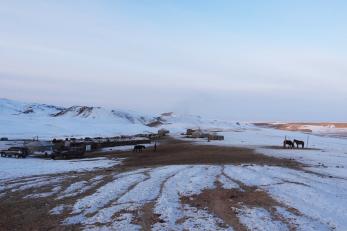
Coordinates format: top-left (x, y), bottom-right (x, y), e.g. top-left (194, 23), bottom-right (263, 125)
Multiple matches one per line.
top-left (0, 98), bottom-right (244, 139)
top-left (0, 98), bottom-right (156, 139)
top-left (149, 112), bottom-right (245, 134)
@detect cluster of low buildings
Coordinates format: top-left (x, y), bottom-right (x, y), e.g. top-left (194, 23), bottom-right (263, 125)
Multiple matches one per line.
top-left (0, 129), bottom-right (172, 159)
top-left (185, 129), bottom-right (224, 141)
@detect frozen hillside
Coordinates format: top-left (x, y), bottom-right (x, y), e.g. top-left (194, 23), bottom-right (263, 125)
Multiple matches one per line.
top-left (0, 98), bottom-right (155, 139)
top-left (0, 99), bottom-right (245, 139)
top-left (149, 112), bottom-right (244, 133)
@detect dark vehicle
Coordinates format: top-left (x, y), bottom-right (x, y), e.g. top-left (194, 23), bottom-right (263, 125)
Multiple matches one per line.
top-left (51, 143), bottom-right (86, 160)
top-left (1, 147), bottom-right (30, 158)
top-left (0, 137), bottom-right (9, 141)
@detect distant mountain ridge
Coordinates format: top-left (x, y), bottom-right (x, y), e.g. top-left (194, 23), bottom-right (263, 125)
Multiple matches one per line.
top-left (0, 98), bottom-right (242, 139)
top-left (0, 98), bottom-right (156, 138)
top-left (0, 98), bottom-right (151, 124)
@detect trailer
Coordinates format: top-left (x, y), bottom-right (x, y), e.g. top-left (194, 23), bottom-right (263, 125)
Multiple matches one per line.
top-left (50, 143), bottom-right (86, 160)
top-left (24, 140), bottom-right (53, 157)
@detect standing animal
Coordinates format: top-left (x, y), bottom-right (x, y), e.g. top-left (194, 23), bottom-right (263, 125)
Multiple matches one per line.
top-left (283, 140), bottom-right (294, 149)
top-left (133, 145), bottom-right (146, 152)
top-left (293, 139), bottom-right (305, 149)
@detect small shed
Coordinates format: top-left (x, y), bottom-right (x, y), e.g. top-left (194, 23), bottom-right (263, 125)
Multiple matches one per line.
top-left (25, 140), bottom-right (53, 153)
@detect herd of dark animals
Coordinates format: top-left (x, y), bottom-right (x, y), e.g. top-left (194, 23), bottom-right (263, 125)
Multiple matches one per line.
top-left (283, 139), bottom-right (305, 149)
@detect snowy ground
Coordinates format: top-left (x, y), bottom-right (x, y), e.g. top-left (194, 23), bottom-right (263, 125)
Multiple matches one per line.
top-left (0, 157), bottom-right (121, 180)
top-left (1, 124), bottom-right (347, 230)
top-left (1, 164), bottom-right (345, 230)
top-left (187, 124), bottom-right (347, 179)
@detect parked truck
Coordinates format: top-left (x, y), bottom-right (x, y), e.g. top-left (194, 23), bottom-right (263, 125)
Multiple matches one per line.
top-left (0, 147), bottom-right (30, 158)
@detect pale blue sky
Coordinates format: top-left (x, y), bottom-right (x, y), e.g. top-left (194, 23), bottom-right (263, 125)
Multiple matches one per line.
top-left (1, 1), bottom-right (346, 121)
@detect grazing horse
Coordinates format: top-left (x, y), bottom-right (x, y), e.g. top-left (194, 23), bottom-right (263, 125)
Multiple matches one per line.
top-left (133, 145), bottom-right (146, 152)
top-left (283, 140), bottom-right (295, 149)
top-left (293, 139), bottom-right (305, 149)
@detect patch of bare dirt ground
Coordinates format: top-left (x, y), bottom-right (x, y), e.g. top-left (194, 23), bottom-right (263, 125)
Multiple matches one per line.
top-left (91, 138), bottom-right (305, 170)
top-left (0, 184), bottom-right (79, 231)
top-left (180, 178), bottom-right (301, 231)
top-left (0, 168), bottom-right (125, 231)
top-left (132, 202), bottom-right (162, 231)
top-left (255, 122), bottom-right (314, 133)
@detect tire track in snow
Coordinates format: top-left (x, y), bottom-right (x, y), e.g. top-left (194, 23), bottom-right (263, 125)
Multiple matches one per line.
top-left (64, 169), bottom-right (151, 225)
top-left (153, 165), bottom-right (227, 230)
top-left (134, 166), bottom-right (192, 231)
top-left (220, 166), bottom-right (296, 230)
top-left (221, 165), bottom-right (333, 230)
top-left (6, 164), bottom-right (339, 230)
top-left (82, 166), bottom-right (189, 230)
